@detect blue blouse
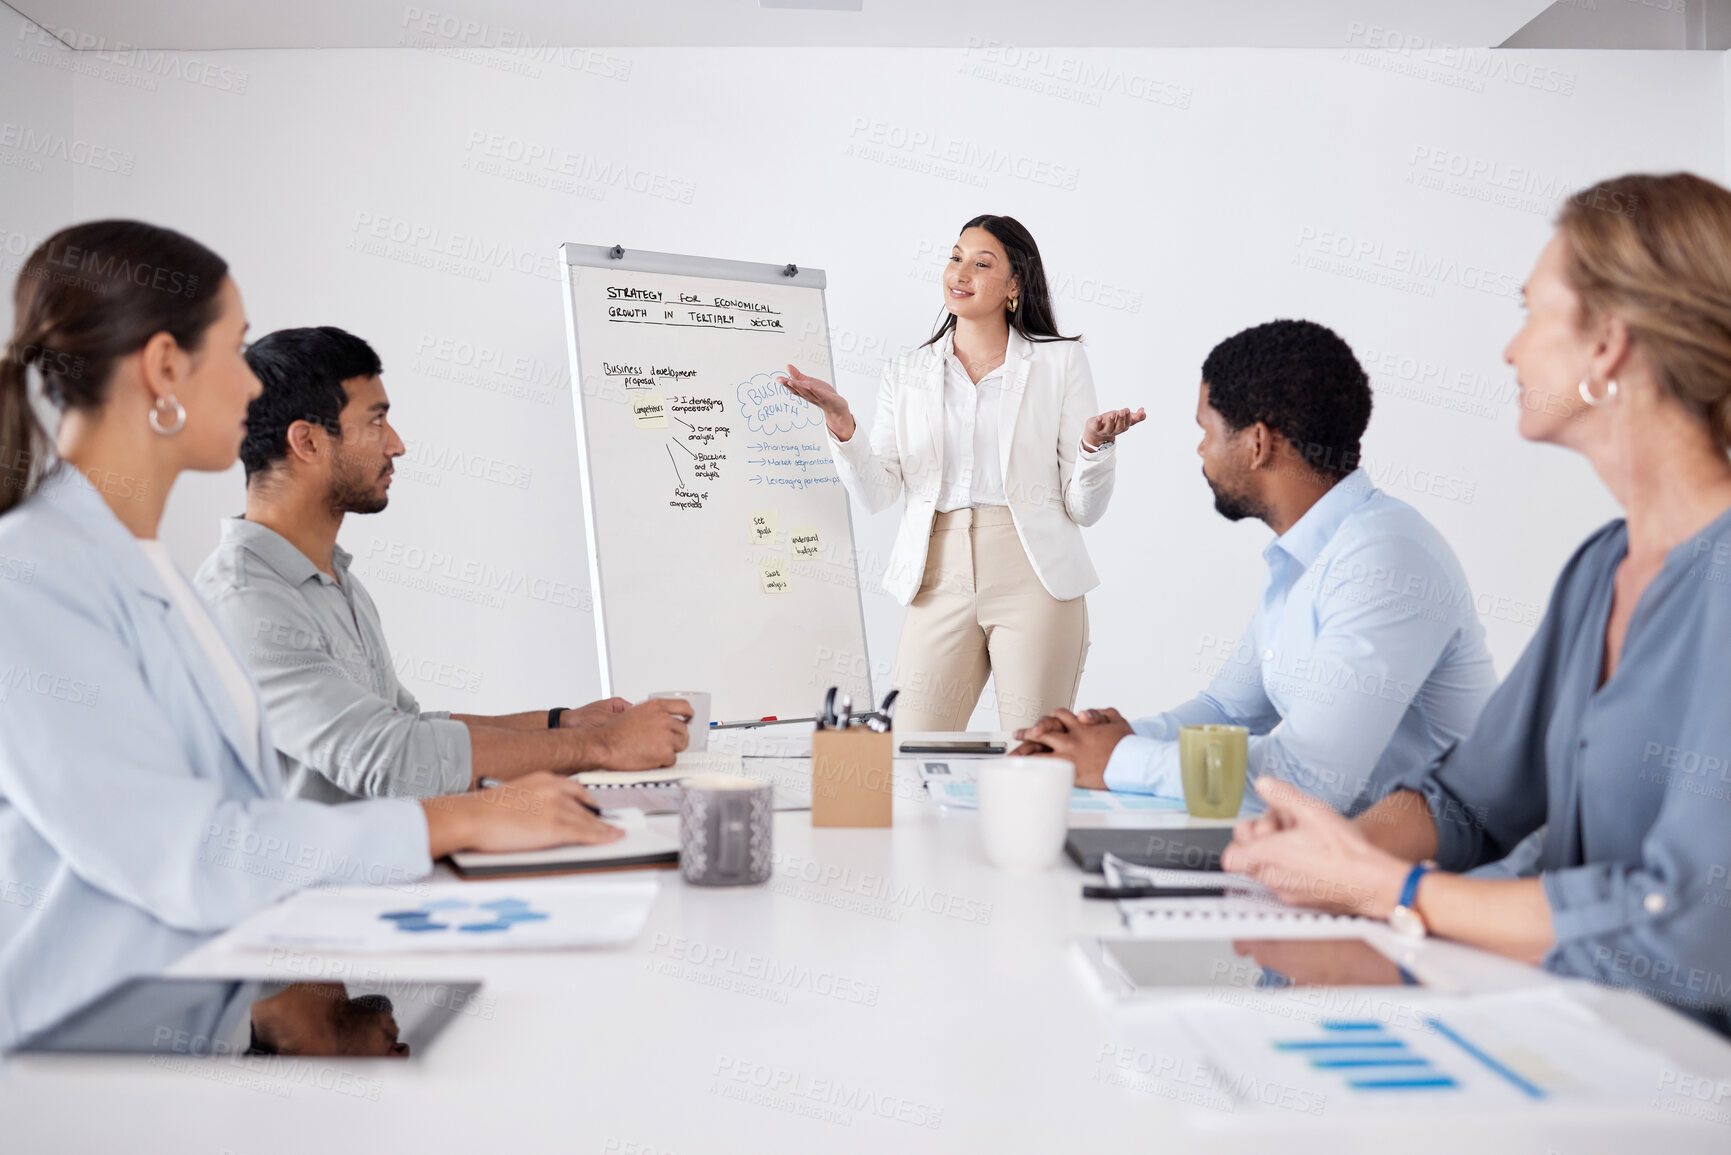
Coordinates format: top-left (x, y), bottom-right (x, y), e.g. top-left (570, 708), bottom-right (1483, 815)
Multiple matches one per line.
top-left (1406, 511), bottom-right (1731, 1034)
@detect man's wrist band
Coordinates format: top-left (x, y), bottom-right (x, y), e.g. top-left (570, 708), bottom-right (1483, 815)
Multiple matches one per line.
top-left (548, 707), bottom-right (567, 729)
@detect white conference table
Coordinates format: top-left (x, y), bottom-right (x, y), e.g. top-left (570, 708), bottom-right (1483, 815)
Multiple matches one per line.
top-left (6, 734), bottom-right (1731, 1154)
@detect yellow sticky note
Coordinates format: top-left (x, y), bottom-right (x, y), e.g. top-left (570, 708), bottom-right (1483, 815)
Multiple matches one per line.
top-left (631, 391), bottom-right (668, 428)
top-left (749, 510), bottom-right (778, 546)
top-left (789, 526), bottom-right (821, 560)
top-left (759, 558), bottom-right (790, 594)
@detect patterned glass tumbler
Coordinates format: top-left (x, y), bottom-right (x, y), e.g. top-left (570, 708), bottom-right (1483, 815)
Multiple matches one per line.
top-left (678, 774), bottom-right (773, 886)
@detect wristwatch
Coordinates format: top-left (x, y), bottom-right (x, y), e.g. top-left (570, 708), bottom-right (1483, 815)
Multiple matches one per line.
top-left (1387, 861), bottom-right (1435, 940)
top-left (548, 706), bottom-right (567, 729)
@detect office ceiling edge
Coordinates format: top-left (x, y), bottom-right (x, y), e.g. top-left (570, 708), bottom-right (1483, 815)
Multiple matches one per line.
top-left (15, 0), bottom-right (1696, 54)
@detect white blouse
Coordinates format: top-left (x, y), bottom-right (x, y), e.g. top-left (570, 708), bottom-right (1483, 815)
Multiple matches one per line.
top-left (827, 330), bottom-right (1116, 603)
top-left (935, 345), bottom-right (1008, 512)
top-left (933, 337), bottom-right (1109, 514)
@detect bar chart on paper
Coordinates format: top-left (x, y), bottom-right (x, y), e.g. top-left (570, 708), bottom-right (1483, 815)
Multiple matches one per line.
top-left (1174, 990), bottom-right (1690, 1117)
top-left (1269, 1018), bottom-right (1542, 1096)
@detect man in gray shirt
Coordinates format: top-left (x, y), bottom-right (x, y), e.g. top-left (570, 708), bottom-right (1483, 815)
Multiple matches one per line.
top-left (195, 326), bottom-right (688, 803)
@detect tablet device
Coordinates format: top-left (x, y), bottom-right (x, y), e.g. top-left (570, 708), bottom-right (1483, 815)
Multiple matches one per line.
top-left (1064, 826), bottom-right (1234, 873)
top-left (1081, 937), bottom-right (1421, 997)
top-left (10, 975), bottom-right (482, 1059)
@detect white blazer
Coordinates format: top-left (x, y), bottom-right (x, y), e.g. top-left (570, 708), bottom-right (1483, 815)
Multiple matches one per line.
top-left (830, 330), bottom-right (1116, 605)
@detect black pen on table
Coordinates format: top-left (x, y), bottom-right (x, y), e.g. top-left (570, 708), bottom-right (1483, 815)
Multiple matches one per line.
top-left (1082, 884), bottom-right (1230, 899)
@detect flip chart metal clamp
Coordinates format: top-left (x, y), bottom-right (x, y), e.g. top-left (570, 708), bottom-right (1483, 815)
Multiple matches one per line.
top-left (609, 245), bottom-right (626, 260)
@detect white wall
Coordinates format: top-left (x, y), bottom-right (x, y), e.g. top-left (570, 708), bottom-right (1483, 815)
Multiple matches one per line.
top-left (0, 8), bottom-right (75, 336)
top-left (42, 37), bottom-right (1727, 722)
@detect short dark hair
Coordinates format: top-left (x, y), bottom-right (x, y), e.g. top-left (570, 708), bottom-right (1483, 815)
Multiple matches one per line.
top-left (1200, 319), bottom-right (1372, 479)
top-left (240, 326), bottom-right (382, 482)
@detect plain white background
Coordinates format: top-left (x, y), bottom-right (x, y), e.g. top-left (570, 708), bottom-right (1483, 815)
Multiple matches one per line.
top-left (2, 26), bottom-right (1727, 725)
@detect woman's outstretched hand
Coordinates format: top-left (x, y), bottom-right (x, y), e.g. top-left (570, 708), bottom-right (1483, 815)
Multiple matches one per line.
top-left (777, 364), bottom-right (856, 441)
top-left (1083, 407), bottom-right (1146, 449)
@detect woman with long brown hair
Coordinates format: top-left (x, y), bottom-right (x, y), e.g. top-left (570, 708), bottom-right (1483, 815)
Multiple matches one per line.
top-left (779, 215), bottom-right (1144, 731)
top-left (1223, 174), bottom-right (1731, 1036)
top-left (0, 221), bottom-right (627, 1047)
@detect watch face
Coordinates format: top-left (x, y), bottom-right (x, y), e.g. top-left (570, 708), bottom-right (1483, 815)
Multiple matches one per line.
top-left (1388, 905), bottom-right (1426, 940)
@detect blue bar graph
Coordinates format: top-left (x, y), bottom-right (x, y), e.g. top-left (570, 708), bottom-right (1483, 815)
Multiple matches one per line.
top-left (1348, 1076), bottom-right (1460, 1091)
top-left (1308, 1058), bottom-right (1432, 1069)
top-left (1270, 1016), bottom-right (1548, 1099)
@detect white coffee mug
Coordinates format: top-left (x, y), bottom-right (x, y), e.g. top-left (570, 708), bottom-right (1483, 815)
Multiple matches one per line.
top-left (650, 690), bottom-right (709, 752)
top-left (976, 757), bottom-right (1074, 871)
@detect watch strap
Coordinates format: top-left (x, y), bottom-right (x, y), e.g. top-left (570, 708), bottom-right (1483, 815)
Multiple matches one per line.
top-left (1397, 862), bottom-right (1432, 911)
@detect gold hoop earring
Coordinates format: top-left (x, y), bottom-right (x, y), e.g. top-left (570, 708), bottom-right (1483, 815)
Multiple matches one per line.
top-left (148, 395), bottom-right (187, 435)
top-left (1007, 297), bottom-right (1019, 313)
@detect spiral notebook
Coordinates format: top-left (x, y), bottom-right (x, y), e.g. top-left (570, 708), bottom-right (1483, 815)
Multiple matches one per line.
top-left (575, 752), bottom-right (812, 812)
top-left (1103, 853), bottom-right (1373, 937)
top-left (573, 752), bottom-right (746, 812)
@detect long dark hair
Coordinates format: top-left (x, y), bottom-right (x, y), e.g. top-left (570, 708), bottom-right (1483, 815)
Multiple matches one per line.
top-left (923, 214), bottom-right (1078, 347)
top-left (0, 220), bottom-right (229, 516)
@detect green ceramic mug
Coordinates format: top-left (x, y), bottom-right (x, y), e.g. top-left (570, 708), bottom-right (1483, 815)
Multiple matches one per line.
top-left (1178, 724), bottom-right (1249, 819)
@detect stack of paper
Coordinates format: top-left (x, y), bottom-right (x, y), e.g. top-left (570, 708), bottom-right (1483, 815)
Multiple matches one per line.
top-left (708, 727), bottom-right (813, 758)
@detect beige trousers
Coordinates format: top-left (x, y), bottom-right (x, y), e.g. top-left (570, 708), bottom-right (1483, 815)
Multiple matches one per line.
top-left (891, 506), bottom-right (1090, 732)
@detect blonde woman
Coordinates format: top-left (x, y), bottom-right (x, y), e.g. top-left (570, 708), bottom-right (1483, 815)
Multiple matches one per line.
top-left (1224, 174), bottom-right (1731, 1037)
top-left (780, 215), bottom-right (1144, 731)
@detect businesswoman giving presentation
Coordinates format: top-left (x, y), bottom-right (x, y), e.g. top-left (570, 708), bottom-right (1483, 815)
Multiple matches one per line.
top-left (779, 214), bottom-right (1146, 734)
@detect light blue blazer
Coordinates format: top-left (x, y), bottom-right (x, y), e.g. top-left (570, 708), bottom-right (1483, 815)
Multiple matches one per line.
top-left (0, 469), bottom-right (430, 1049)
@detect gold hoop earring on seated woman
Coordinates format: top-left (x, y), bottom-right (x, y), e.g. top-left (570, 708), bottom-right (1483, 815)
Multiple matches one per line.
top-left (1578, 377), bottom-right (1619, 407)
top-left (1007, 296), bottom-right (1018, 313)
top-left (148, 395), bottom-right (186, 435)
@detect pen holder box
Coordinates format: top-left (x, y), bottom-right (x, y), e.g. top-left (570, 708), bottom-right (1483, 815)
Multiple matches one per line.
top-left (811, 727), bottom-right (893, 827)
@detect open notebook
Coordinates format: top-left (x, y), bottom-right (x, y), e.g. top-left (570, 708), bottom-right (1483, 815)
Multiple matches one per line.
top-left (450, 826), bottom-right (679, 879)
